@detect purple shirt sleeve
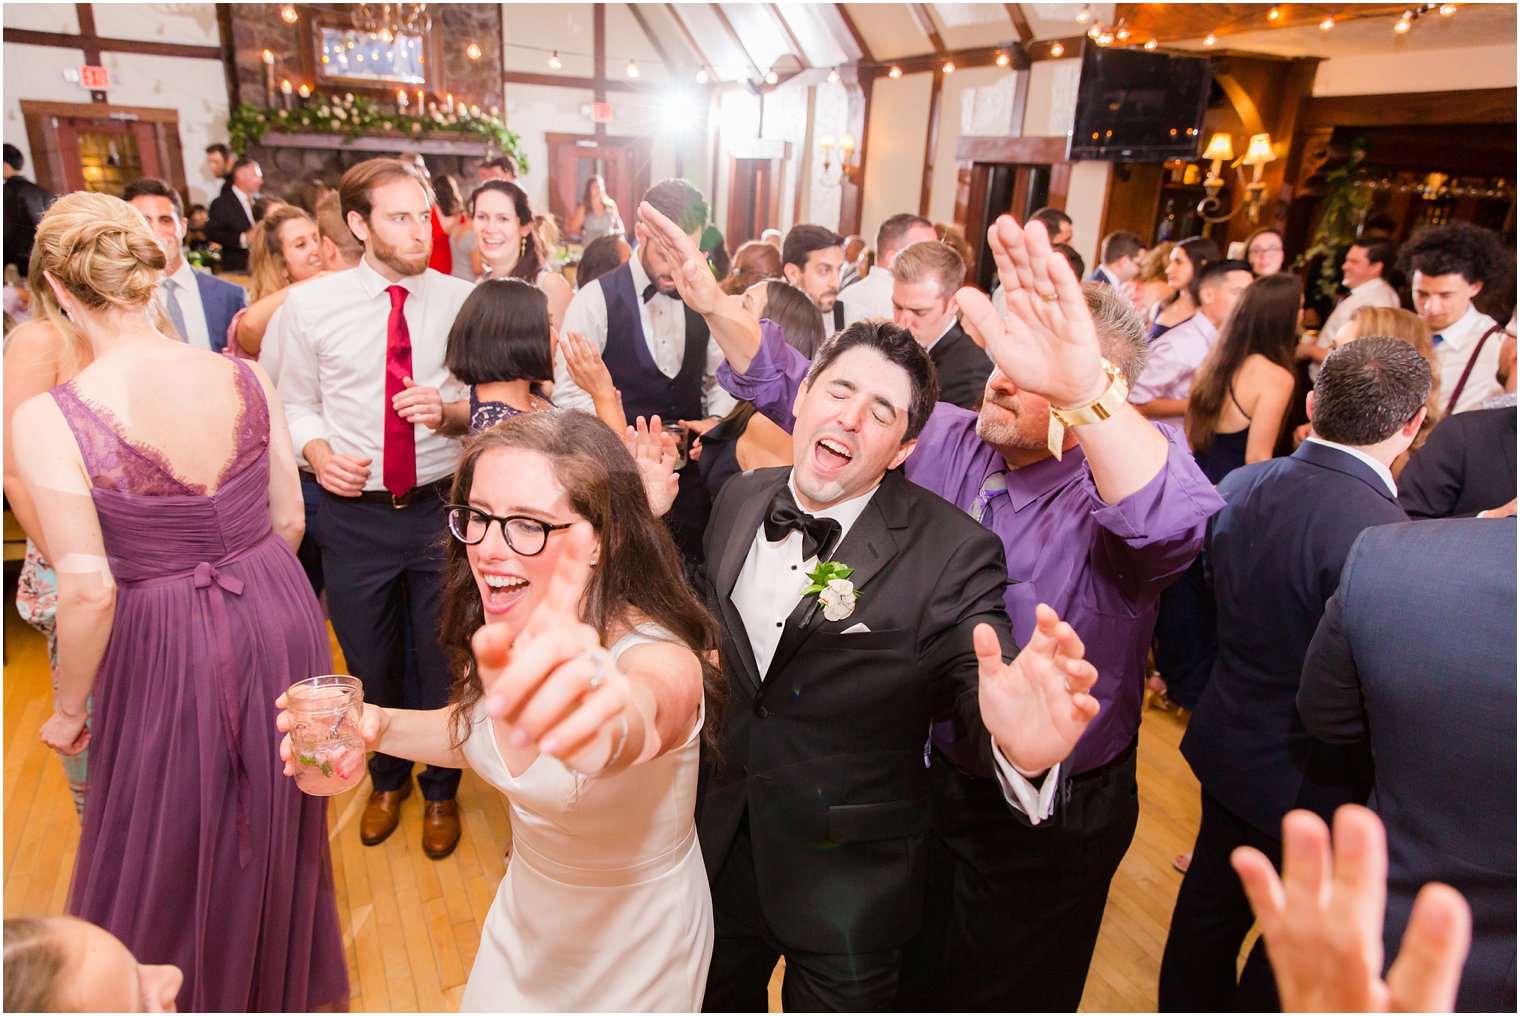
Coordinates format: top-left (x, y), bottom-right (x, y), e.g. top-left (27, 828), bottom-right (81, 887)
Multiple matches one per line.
top-left (715, 318), bottom-right (807, 431)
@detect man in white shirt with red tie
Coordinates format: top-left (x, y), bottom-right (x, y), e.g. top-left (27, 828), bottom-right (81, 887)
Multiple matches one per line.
top-left (277, 158), bottom-right (473, 858)
top-left (1401, 221), bottom-right (1509, 415)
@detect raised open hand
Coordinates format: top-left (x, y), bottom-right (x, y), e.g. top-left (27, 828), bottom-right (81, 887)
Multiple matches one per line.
top-left (1233, 805), bottom-right (1471, 1013)
top-left (560, 328), bottom-right (617, 403)
top-left (476, 522), bottom-right (633, 773)
top-left (955, 215), bottom-right (1108, 408)
top-left (636, 201), bottom-right (725, 316)
top-left (974, 603), bottom-right (1100, 774)
top-left (625, 414), bottom-right (680, 517)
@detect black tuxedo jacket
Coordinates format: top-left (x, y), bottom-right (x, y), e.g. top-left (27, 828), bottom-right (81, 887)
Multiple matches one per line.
top-left (927, 322), bottom-right (993, 411)
top-left (1182, 441), bottom-right (1407, 835)
top-left (1299, 519), bottom-right (1516, 1010)
top-left (1397, 405), bottom-right (1517, 519)
top-left (698, 466), bottom-right (1014, 954)
top-left (206, 189), bottom-right (253, 272)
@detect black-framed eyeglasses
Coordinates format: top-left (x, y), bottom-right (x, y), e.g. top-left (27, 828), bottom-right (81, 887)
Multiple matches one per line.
top-left (445, 505), bottom-right (574, 555)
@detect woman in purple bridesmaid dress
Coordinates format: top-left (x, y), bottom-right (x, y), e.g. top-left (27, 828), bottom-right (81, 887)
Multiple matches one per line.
top-left (13, 192), bottom-right (348, 1012)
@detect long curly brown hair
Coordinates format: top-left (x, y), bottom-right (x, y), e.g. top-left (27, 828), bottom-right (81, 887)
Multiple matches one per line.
top-left (442, 411), bottom-right (724, 747)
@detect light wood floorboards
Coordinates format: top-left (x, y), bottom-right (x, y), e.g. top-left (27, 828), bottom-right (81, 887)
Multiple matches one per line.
top-left (3, 606), bottom-right (1203, 1012)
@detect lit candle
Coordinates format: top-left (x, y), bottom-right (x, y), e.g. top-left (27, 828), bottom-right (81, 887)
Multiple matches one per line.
top-left (262, 49), bottom-right (276, 108)
top-left (457, 102), bottom-right (466, 115)
top-left (469, 104), bottom-right (479, 116)
top-left (416, 89), bottom-right (424, 109)
top-left (397, 87), bottom-right (408, 115)
top-left (446, 92), bottom-right (454, 108)
top-left (280, 78), bottom-right (293, 111)
top-left (297, 83), bottom-right (311, 99)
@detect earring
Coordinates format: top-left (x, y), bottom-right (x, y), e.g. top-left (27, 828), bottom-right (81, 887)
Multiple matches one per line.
top-left (520, 235), bottom-right (527, 258)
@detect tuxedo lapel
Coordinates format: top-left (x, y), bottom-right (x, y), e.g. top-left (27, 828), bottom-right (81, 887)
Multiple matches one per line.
top-left (714, 469), bottom-right (787, 695)
top-left (762, 474), bottom-right (905, 686)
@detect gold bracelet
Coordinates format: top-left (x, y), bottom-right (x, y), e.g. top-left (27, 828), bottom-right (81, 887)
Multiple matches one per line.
top-left (1045, 358), bottom-right (1130, 460)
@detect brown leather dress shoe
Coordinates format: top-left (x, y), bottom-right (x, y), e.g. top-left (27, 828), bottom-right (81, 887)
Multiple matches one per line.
top-left (421, 799), bottom-right (461, 859)
top-left (359, 783), bottom-right (412, 845)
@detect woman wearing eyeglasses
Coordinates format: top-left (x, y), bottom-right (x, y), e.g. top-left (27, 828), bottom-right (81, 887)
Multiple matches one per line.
top-left (277, 411), bottom-right (720, 1011)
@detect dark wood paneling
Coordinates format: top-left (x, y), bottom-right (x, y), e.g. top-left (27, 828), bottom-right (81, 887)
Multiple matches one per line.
top-left (920, 69), bottom-right (944, 216)
top-left (1300, 87), bottom-right (1518, 128)
top-left (74, 3), bottom-right (101, 64)
top-left (955, 135), bottom-right (1070, 164)
top-left (3, 27), bottom-right (220, 60)
top-left (1098, 163), bottom-right (1166, 245)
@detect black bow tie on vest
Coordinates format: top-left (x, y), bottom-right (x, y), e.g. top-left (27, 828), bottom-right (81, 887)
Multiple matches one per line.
top-left (764, 486), bottom-right (842, 562)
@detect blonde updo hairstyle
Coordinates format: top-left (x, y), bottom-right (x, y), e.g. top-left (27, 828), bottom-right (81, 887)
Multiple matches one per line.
top-left (30, 191), bottom-right (171, 366)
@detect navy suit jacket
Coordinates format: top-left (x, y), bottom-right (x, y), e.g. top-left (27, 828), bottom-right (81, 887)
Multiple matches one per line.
top-left (1181, 441), bottom-right (1407, 835)
top-left (1299, 519), bottom-right (1516, 1011)
top-left (1397, 405), bottom-right (1517, 519)
top-left (193, 269), bottom-right (247, 354)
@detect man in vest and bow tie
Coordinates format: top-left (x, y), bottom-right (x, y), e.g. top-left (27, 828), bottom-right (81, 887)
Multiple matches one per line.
top-left (553, 178), bottom-right (735, 567)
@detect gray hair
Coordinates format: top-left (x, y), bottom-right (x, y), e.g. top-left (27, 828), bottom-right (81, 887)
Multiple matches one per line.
top-left (1082, 282), bottom-right (1148, 385)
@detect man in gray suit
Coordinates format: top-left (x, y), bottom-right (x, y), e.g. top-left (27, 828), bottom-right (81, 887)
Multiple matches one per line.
top-left (1298, 516), bottom-right (1516, 1012)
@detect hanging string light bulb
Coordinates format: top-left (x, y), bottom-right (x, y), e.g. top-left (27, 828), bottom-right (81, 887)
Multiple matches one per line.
top-left (1319, 14), bottom-right (1336, 30)
top-left (1204, 32), bottom-right (1217, 45)
top-left (1076, 4), bottom-right (1091, 23)
top-left (547, 50), bottom-right (562, 69)
top-left (626, 58), bottom-right (640, 78)
top-left (1049, 41), bottom-right (1065, 57)
top-left (827, 67), bottom-right (841, 84)
top-left (887, 64), bottom-right (903, 78)
top-left (696, 68), bottom-right (709, 84)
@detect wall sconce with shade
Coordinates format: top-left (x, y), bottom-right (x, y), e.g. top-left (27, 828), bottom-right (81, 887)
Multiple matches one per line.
top-left (820, 133), bottom-right (858, 185)
top-left (1197, 131), bottom-right (1278, 224)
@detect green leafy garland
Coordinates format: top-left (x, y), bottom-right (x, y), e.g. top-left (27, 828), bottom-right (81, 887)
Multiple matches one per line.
top-left (227, 91), bottom-right (528, 172)
top-left (1295, 135), bottom-right (1374, 305)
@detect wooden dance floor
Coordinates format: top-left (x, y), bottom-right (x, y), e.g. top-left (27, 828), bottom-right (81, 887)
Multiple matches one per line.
top-left (3, 603), bottom-right (1206, 1012)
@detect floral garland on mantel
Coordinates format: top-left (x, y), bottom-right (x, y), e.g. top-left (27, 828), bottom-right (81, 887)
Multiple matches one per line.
top-left (227, 92), bottom-right (528, 171)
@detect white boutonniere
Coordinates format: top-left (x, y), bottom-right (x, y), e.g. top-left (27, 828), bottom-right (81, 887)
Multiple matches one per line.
top-left (802, 561), bottom-right (858, 621)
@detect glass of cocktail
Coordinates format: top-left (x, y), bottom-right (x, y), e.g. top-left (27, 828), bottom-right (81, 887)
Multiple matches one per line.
top-left (287, 674), bottom-right (366, 796)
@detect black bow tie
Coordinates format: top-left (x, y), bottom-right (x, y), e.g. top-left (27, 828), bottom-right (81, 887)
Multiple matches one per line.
top-left (764, 486), bottom-right (841, 562)
top-left (641, 283), bottom-right (663, 304)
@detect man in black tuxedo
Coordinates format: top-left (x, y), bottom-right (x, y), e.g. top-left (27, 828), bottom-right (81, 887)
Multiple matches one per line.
top-left (206, 155), bottom-right (262, 272)
top-left (1159, 336), bottom-right (1433, 1011)
top-left (1298, 516), bottom-right (1516, 1011)
top-left (639, 201), bottom-right (1103, 1011)
top-left (891, 239), bottom-right (991, 411)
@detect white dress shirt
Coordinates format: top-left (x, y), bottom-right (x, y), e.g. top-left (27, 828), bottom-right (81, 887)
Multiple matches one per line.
top-left (258, 304), bottom-right (289, 387)
top-left (277, 259), bottom-right (473, 484)
top-left (161, 258), bottom-right (212, 350)
top-left (231, 185), bottom-right (254, 248)
top-left (553, 250), bottom-right (736, 419)
top-left (1320, 276), bottom-right (1400, 343)
top-left (839, 264), bottom-right (894, 322)
top-left (729, 472), bottom-right (1052, 819)
top-left (1128, 312), bottom-right (1220, 430)
top-left (1305, 435), bottom-right (1397, 496)
top-left (1433, 304), bottom-right (1503, 414)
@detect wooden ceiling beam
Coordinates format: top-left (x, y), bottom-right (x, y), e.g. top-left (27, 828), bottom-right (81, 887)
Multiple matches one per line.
top-left (1004, 2), bottom-right (1034, 45)
top-left (766, 4), bottom-right (810, 68)
top-left (831, 4), bottom-right (874, 63)
top-left (909, 3), bottom-right (946, 54)
top-left (665, 3), bottom-right (722, 83)
top-left (627, 4), bottom-right (678, 72)
top-left (709, 2), bottom-right (765, 81)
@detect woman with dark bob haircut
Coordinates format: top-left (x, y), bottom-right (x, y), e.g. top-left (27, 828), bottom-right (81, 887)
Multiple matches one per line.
top-left (278, 410), bottom-right (722, 1009)
top-left (445, 278), bottom-right (625, 434)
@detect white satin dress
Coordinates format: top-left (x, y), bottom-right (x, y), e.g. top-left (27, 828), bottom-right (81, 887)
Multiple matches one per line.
top-left (459, 626), bottom-right (713, 1012)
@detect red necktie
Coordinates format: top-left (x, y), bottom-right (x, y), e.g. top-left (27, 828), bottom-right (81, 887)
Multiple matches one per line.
top-left (383, 284), bottom-right (416, 498)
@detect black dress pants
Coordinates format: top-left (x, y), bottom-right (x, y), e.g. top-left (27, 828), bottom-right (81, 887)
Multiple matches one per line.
top-left (704, 816), bottom-right (903, 1012)
top-left (316, 490), bottom-right (460, 801)
top-left (1158, 789), bottom-right (1281, 1012)
top-left (896, 742), bottom-right (1139, 1012)
top-left (1152, 556), bottom-right (1217, 711)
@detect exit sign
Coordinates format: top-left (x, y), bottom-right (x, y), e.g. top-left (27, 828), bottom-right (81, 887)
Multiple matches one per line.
top-left (590, 101), bottom-right (612, 123)
top-left (80, 65), bottom-right (111, 90)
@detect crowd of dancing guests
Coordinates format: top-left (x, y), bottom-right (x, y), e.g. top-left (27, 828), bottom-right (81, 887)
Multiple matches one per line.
top-left (0, 142), bottom-right (1514, 1014)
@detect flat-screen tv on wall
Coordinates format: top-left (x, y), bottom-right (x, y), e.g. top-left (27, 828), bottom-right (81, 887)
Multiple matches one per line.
top-left (1068, 43), bottom-right (1213, 162)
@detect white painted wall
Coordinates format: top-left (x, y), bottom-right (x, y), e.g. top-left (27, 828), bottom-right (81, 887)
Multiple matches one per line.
top-left (927, 64), bottom-right (1015, 223)
top-left (860, 72), bottom-right (932, 249)
top-left (2, 4), bottom-right (230, 205)
top-left (1064, 160), bottom-right (1111, 270)
top-left (1312, 43), bottom-right (1518, 96)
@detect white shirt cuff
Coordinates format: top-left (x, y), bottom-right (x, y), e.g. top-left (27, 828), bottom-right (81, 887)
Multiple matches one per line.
top-left (991, 740), bottom-right (1061, 824)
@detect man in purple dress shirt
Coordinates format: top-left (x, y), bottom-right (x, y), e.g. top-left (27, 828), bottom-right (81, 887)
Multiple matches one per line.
top-left (712, 216), bottom-right (1224, 1010)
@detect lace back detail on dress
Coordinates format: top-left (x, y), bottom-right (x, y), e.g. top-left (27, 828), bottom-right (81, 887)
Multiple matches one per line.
top-left (51, 358), bottom-right (270, 496)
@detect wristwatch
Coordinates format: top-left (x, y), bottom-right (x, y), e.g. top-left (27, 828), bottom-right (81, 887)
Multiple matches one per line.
top-left (1045, 357), bottom-right (1130, 460)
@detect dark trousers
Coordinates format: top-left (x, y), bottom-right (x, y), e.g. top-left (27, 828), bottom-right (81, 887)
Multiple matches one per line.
top-left (704, 816), bottom-right (903, 1012)
top-left (896, 742), bottom-right (1140, 1012)
top-left (1153, 555), bottom-right (1216, 710)
top-left (316, 490), bottom-right (460, 801)
top-left (296, 472), bottom-right (325, 597)
top-left (1158, 789), bottom-right (1281, 1012)
top-left (667, 461), bottom-right (712, 573)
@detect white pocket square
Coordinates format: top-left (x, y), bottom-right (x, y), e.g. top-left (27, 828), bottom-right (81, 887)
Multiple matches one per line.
top-left (841, 622), bottom-right (872, 634)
